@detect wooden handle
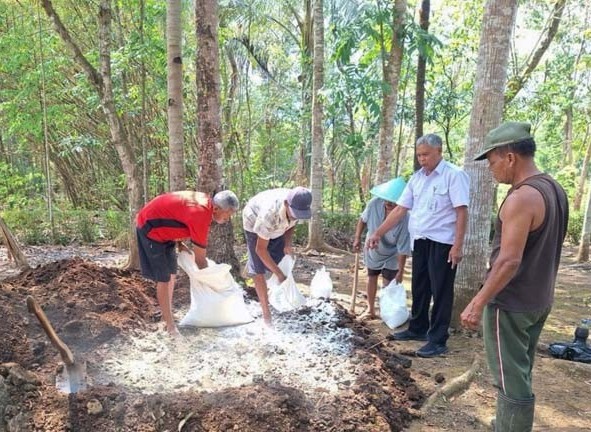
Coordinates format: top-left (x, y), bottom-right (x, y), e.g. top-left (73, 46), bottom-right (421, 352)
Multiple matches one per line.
top-left (26, 296), bottom-right (75, 366)
top-left (349, 252), bottom-right (360, 313)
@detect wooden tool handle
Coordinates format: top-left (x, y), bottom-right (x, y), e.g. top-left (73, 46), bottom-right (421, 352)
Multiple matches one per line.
top-left (349, 252), bottom-right (360, 313)
top-left (26, 296), bottom-right (75, 366)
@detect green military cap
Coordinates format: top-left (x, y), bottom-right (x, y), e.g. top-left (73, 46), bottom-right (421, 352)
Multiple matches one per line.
top-left (474, 122), bottom-right (533, 161)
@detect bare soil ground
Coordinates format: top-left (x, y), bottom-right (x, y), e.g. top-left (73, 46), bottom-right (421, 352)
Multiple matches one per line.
top-left (0, 243), bottom-right (590, 432)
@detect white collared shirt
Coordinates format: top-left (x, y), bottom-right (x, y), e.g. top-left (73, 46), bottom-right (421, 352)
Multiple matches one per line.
top-left (397, 160), bottom-right (470, 246)
top-left (242, 188), bottom-right (298, 240)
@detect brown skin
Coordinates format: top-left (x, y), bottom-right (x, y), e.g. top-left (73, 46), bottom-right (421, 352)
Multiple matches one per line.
top-left (159, 205), bottom-right (237, 336)
top-left (366, 144), bottom-right (467, 269)
top-left (254, 202), bottom-right (297, 326)
top-left (353, 201), bottom-right (408, 319)
top-left (460, 148), bottom-right (543, 330)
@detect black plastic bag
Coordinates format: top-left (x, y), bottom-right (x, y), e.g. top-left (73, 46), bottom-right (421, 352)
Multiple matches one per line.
top-left (548, 342), bottom-right (591, 363)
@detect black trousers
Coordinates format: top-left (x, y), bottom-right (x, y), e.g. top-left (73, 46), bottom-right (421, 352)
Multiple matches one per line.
top-left (408, 238), bottom-right (457, 345)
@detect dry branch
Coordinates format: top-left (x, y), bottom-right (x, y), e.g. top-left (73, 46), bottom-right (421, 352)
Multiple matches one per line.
top-left (0, 216), bottom-right (29, 270)
top-left (420, 355), bottom-right (481, 413)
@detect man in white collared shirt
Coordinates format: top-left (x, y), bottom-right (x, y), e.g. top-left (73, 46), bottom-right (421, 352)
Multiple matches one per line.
top-left (367, 134), bottom-right (469, 357)
top-left (243, 187), bottom-right (312, 325)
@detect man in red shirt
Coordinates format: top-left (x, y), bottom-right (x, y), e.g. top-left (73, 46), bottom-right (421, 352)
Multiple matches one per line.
top-left (136, 190), bottom-right (239, 336)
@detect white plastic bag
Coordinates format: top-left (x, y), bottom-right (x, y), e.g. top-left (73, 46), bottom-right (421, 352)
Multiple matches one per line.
top-left (177, 251), bottom-right (253, 327)
top-left (267, 255), bottom-right (306, 312)
top-left (379, 280), bottom-right (409, 329)
top-left (309, 266), bottom-right (333, 299)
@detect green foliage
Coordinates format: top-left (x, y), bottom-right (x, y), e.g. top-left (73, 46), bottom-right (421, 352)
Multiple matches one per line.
top-left (554, 166), bottom-right (579, 198)
top-left (1, 205), bottom-right (128, 246)
top-left (0, 0), bottom-right (589, 252)
top-left (0, 163), bottom-right (46, 209)
top-left (567, 210), bottom-right (584, 245)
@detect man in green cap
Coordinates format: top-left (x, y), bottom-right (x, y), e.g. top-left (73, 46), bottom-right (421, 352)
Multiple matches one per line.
top-left (460, 122), bottom-right (568, 431)
top-left (353, 177), bottom-right (411, 320)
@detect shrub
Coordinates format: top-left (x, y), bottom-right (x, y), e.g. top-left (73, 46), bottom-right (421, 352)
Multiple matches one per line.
top-left (567, 210), bottom-right (584, 245)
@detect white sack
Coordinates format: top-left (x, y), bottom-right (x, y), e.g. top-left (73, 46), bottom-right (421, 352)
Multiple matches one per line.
top-left (178, 251), bottom-right (253, 327)
top-left (309, 266), bottom-right (333, 299)
top-left (267, 255), bottom-right (306, 312)
top-left (379, 280), bottom-right (409, 329)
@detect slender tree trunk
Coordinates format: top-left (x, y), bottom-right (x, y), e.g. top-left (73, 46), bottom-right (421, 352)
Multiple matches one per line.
top-left (98, 0), bottom-right (142, 269)
top-left (375, 0), bottom-right (407, 184)
top-left (41, 0), bottom-right (142, 269)
top-left (576, 180), bottom-right (591, 262)
top-left (563, 106), bottom-right (573, 166)
top-left (296, 0), bottom-right (313, 186)
top-left (195, 0), bottom-right (239, 273)
top-left (414, 0), bottom-right (430, 172)
top-left (140, 0), bottom-right (148, 204)
top-left (574, 125), bottom-right (591, 211)
top-left (0, 216), bottom-right (29, 270)
top-left (167, 0), bottom-right (185, 191)
top-left (504, 0), bottom-right (566, 105)
top-left (307, 0), bottom-right (324, 249)
top-left (37, 6), bottom-right (55, 241)
top-left (453, 0), bottom-right (519, 328)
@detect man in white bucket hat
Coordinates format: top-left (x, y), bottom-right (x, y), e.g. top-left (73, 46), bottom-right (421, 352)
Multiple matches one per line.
top-left (353, 177), bottom-right (411, 320)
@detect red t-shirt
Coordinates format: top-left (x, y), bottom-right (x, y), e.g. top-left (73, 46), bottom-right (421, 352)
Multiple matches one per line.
top-left (136, 192), bottom-right (213, 248)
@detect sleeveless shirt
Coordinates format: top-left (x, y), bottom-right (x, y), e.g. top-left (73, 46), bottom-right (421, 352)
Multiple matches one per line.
top-left (488, 174), bottom-right (568, 312)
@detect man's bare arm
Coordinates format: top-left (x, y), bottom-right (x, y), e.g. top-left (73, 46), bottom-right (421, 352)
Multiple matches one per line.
top-left (366, 206), bottom-right (408, 249)
top-left (255, 236), bottom-right (286, 282)
top-left (460, 187), bottom-right (544, 329)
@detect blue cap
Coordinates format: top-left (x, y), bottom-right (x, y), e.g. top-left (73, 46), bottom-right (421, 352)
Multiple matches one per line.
top-left (370, 177), bottom-right (406, 203)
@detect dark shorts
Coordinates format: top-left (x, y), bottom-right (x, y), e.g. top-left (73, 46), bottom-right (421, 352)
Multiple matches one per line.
top-left (245, 231), bottom-right (285, 275)
top-left (136, 227), bottom-right (177, 282)
top-left (367, 267), bottom-right (398, 281)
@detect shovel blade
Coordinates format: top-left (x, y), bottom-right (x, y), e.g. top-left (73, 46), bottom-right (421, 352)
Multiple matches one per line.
top-left (56, 361), bottom-right (87, 394)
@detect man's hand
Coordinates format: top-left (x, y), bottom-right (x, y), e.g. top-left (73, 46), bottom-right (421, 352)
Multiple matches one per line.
top-left (395, 271), bottom-right (404, 284)
top-left (448, 244), bottom-right (463, 269)
top-left (352, 238), bottom-right (362, 253)
top-left (177, 241), bottom-right (190, 253)
top-left (460, 299), bottom-right (484, 331)
top-left (284, 244), bottom-right (293, 256)
top-left (366, 233), bottom-right (380, 250)
top-left (276, 271), bottom-right (287, 284)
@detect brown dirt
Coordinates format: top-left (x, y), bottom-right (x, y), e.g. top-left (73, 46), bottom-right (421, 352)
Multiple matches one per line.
top-left (0, 244), bottom-right (590, 431)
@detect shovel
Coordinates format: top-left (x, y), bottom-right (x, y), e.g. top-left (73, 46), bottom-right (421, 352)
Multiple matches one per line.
top-left (349, 252), bottom-right (360, 313)
top-left (26, 295), bottom-right (87, 393)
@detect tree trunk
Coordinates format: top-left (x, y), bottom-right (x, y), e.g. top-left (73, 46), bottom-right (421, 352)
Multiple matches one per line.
top-left (504, 0), bottom-right (566, 105)
top-left (98, 0), bottom-right (142, 270)
top-left (195, 0), bottom-right (239, 273)
top-left (576, 177), bottom-right (591, 262)
top-left (452, 0), bottom-right (519, 329)
top-left (414, 0), bottom-right (430, 172)
top-left (573, 123), bottom-right (591, 211)
top-left (41, 0), bottom-right (142, 269)
top-left (375, 0), bottom-right (407, 184)
top-left (306, 0), bottom-right (325, 249)
top-left (295, 0), bottom-right (313, 186)
top-left (140, 0), bottom-right (149, 204)
top-left (167, 0), bottom-right (185, 191)
top-left (563, 105), bottom-right (573, 166)
top-left (0, 216), bottom-right (29, 270)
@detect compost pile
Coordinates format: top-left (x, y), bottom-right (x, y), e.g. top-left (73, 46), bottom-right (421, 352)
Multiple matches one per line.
top-left (0, 257), bottom-right (422, 432)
